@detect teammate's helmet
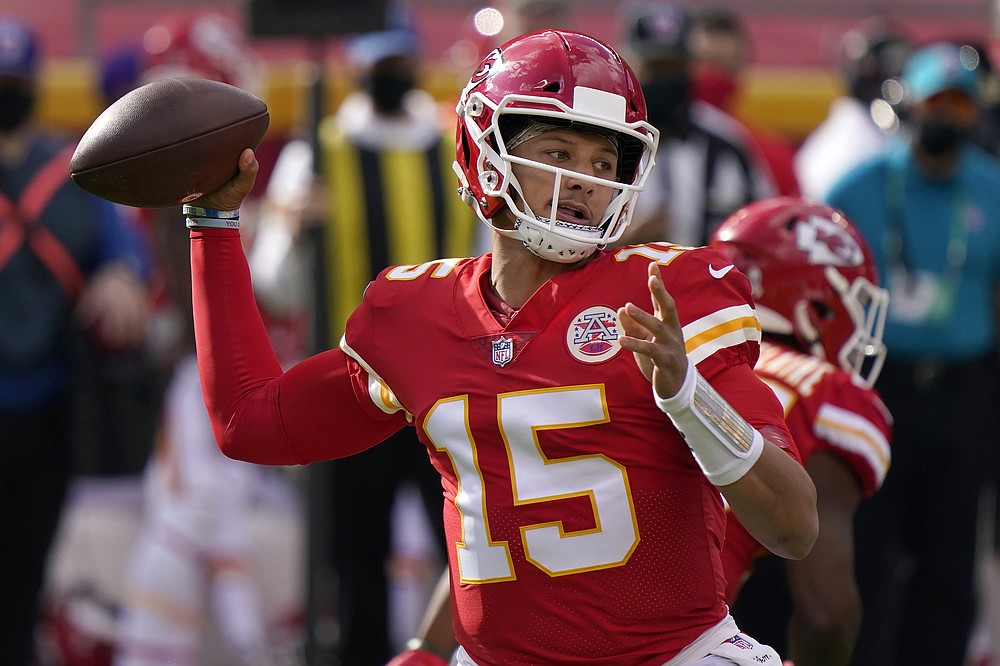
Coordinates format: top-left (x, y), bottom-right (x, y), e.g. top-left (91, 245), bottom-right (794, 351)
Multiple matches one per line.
top-left (711, 197), bottom-right (888, 387)
top-left (454, 30), bottom-right (658, 263)
top-left (140, 10), bottom-right (260, 91)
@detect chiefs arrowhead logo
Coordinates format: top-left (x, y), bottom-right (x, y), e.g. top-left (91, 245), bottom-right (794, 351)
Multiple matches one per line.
top-left (796, 214), bottom-right (863, 267)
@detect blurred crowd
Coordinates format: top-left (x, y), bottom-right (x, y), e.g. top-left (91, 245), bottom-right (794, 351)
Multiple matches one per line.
top-left (4, 0), bottom-right (1000, 664)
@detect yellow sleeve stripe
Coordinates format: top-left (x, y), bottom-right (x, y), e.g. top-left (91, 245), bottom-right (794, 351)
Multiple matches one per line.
top-left (815, 403), bottom-right (891, 488)
top-left (340, 337), bottom-right (412, 420)
top-left (683, 304), bottom-right (762, 366)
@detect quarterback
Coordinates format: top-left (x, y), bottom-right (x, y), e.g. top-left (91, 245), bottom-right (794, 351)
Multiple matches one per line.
top-left (187, 30), bottom-right (817, 665)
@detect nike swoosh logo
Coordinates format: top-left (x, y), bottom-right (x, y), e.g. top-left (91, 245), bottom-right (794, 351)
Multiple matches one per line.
top-left (709, 264), bottom-right (735, 279)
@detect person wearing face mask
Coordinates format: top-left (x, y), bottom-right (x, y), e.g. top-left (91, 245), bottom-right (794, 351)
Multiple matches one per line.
top-left (825, 42), bottom-right (1000, 666)
top-left (0, 15), bottom-right (152, 666)
top-left (617, 1), bottom-right (777, 248)
top-left (305, 20), bottom-right (478, 666)
top-left (686, 6), bottom-right (801, 198)
top-left (795, 18), bottom-right (913, 203)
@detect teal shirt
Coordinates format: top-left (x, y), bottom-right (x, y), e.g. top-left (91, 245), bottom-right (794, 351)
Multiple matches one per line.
top-left (827, 140), bottom-right (1000, 361)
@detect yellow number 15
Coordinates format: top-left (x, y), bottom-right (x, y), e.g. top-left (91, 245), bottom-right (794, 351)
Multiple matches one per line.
top-left (424, 385), bottom-right (640, 584)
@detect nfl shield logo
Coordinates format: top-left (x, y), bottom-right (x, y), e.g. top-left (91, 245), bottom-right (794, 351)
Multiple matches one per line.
top-left (492, 336), bottom-right (514, 367)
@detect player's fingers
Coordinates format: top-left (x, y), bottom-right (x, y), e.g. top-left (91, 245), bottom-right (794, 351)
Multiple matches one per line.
top-left (229, 148), bottom-right (259, 196)
top-left (238, 147), bottom-right (258, 175)
top-left (194, 148), bottom-right (259, 211)
top-left (623, 298), bottom-right (672, 344)
top-left (617, 302), bottom-right (651, 340)
top-left (619, 302), bottom-right (678, 361)
top-left (647, 262), bottom-right (680, 328)
top-left (616, 305), bottom-right (655, 382)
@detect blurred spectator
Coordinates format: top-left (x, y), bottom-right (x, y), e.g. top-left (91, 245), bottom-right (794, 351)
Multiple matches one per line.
top-left (826, 42), bottom-right (1000, 666)
top-left (0, 15), bottom-right (151, 666)
top-left (115, 357), bottom-right (301, 666)
top-left (110, 10), bottom-right (305, 665)
top-left (66, 38), bottom-right (166, 486)
top-left (446, 0), bottom-right (574, 74)
top-left (795, 18), bottom-right (912, 201)
top-left (618, 1), bottom-right (777, 247)
top-left (98, 40), bottom-right (144, 107)
top-left (499, 0), bottom-right (572, 39)
top-left (687, 6), bottom-right (801, 196)
top-left (312, 19), bottom-right (476, 665)
top-left (963, 39), bottom-right (1000, 161)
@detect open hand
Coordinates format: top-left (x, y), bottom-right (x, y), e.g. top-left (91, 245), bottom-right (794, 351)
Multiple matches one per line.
top-left (616, 261), bottom-right (689, 400)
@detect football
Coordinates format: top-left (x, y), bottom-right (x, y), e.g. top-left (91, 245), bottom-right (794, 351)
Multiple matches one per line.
top-left (70, 77), bottom-right (269, 208)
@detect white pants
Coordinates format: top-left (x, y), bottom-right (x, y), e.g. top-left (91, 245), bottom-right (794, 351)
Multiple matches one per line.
top-left (453, 614), bottom-right (781, 666)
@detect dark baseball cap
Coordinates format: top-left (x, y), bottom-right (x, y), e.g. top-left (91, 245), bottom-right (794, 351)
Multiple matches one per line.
top-left (0, 15), bottom-right (37, 80)
top-left (347, 29), bottom-right (420, 70)
top-left (623, 1), bottom-right (690, 62)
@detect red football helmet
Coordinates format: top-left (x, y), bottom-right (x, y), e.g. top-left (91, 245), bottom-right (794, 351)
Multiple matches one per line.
top-left (454, 30), bottom-right (658, 263)
top-left (140, 10), bottom-right (261, 91)
top-left (711, 197), bottom-right (888, 386)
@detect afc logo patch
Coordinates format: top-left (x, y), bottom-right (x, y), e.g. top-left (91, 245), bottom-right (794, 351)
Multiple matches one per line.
top-left (566, 306), bottom-right (621, 364)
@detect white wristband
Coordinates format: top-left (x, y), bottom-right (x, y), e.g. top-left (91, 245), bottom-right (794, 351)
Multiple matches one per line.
top-left (185, 216), bottom-right (240, 230)
top-left (183, 204), bottom-right (240, 230)
top-left (654, 361), bottom-right (764, 486)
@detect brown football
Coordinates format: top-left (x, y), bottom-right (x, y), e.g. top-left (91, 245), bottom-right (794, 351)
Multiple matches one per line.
top-left (70, 77), bottom-right (269, 208)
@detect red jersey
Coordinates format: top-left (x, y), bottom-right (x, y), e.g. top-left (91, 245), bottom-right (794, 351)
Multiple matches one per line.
top-left (721, 341), bottom-right (892, 602)
top-left (189, 232), bottom-right (797, 664)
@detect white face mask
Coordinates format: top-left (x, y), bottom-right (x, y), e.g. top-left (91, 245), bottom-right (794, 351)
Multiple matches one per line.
top-left (503, 153), bottom-right (629, 264)
top-left (464, 98), bottom-right (657, 263)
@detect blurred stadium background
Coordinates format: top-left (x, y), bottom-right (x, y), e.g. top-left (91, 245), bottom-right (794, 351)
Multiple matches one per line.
top-left (11, 1), bottom-right (1000, 663)
top-left (3, 0), bottom-right (996, 145)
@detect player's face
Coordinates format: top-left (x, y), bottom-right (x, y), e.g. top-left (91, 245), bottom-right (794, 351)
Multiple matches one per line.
top-left (508, 128), bottom-right (619, 228)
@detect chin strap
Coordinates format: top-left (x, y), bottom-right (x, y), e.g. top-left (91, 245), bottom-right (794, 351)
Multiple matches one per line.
top-left (793, 299), bottom-right (827, 361)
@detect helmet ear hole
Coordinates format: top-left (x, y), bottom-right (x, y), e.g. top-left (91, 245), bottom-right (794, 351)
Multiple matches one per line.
top-left (459, 131), bottom-right (471, 168)
top-left (810, 299), bottom-right (835, 321)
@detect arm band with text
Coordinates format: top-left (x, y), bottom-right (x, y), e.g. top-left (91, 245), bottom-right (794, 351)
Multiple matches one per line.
top-left (183, 204), bottom-right (240, 230)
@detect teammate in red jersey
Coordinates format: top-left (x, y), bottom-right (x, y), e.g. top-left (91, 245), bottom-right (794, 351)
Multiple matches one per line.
top-left (186, 30), bottom-right (817, 665)
top-left (711, 198), bottom-right (892, 666)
